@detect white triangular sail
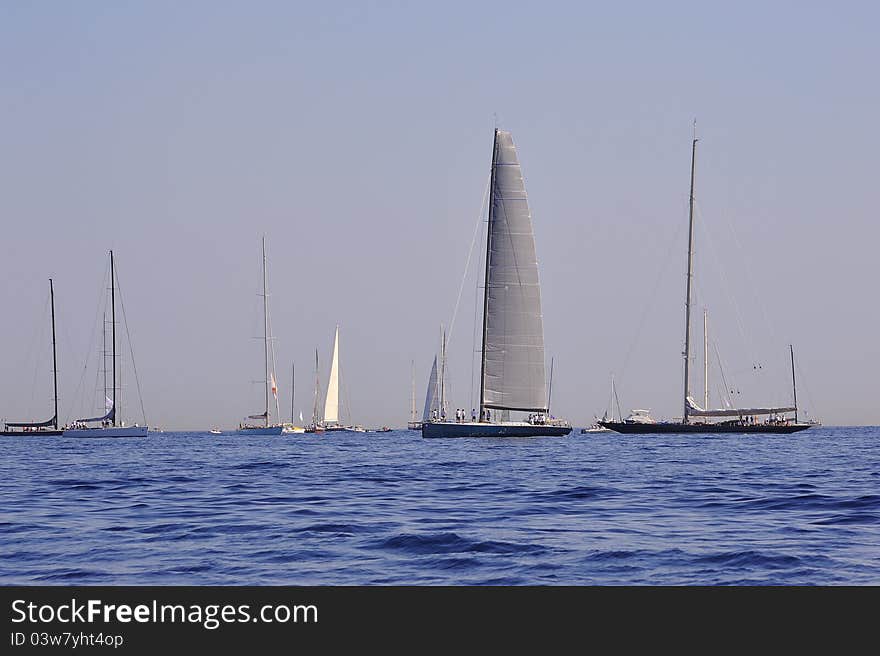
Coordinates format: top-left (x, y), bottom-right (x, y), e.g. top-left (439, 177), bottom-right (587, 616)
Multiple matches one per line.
top-left (323, 326), bottom-right (340, 424)
top-left (422, 355), bottom-right (438, 422)
top-left (481, 129), bottom-right (547, 412)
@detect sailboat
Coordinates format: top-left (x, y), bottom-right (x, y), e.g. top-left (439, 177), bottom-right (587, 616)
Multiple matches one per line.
top-left (283, 362), bottom-right (306, 433)
top-left (601, 135), bottom-right (812, 434)
top-left (422, 129), bottom-right (571, 438)
top-left (64, 251), bottom-right (148, 437)
top-left (420, 329), bottom-right (450, 424)
top-left (420, 354), bottom-right (440, 426)
top-left (581, 376), bottom-right (616, 433)
top-left (313, 326), bottom-right (363, 432)
top-left (236, 237), bottom-right (284, 436)
top-left (305, 348), bottom-right (324, 433)
top-left (2, 279), bottom-right (63, 436)
top-left (406, 360), bottom-right (422, 430)
top-left (322, 326), bottom-right (343, 431)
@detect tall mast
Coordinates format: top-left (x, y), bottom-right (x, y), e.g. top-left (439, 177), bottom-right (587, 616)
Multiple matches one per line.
top-left (478, 129), bottom-right (499, 422)
top-left (439, 326), bottom-right (447, 419)
top-left (262, 236), bottom-right (270, 428)
top-left (49, 279), bottom-right (58, 430)
top-left (547, 357), bottom-right (554, 414)
top-left (291, 362), bottom-right (295, 425)
top-left (312, 348), bottom-right (319, 426)
top-left (102, 312), bottom-right (107, 416)
top-left (790, 345), bottom-right (798, 423)
top-left (610, 375), bottom-right (615, 422)
top-left (682, 133), bottom-right (698, 424)
top-left (605, 375), bottom-right (614, 422)
top-left (110, 250), bottom-right (117, 427)
top-left (410, 359), bottom-right (416, 422)
top-left (703, 308), bottom-right (709, 409)
top-left (434, 352), bottom-right (441, 418)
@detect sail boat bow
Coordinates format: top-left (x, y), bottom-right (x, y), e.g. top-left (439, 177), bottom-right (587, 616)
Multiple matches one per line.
top-left (423, 129), bottom-right (571, 438)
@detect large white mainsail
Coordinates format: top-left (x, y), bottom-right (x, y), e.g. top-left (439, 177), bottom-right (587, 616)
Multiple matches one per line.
top-left (422, 128), bottom-right (570, 438)
top-left (481, 130), bottom-right (547, 413)
top-left (422, 355), bottom-right (439, 422)
top-left (323, 326), bottom-right (340, 425)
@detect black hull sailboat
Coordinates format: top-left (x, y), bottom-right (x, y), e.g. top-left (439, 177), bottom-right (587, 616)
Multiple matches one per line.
top-left (603, 134), bottom-right (811, 436)
top-left (422, 129), bottom-right (571, 439)
top-left (2, 279), bottom-right (63, 437)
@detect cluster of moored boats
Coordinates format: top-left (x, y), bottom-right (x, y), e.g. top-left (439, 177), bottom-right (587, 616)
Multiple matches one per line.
top-left (3, 129), bottom-right (815, 438)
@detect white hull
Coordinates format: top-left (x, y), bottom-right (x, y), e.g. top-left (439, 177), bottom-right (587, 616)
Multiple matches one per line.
top-left (63, 426), bottom-right (149, 438)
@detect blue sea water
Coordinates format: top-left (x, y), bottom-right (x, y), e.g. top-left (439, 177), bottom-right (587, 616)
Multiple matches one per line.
top-left (1, 426), bottom-right (878, 585)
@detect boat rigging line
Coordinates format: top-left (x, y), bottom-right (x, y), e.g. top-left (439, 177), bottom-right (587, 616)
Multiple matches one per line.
top-left (68, 262), bottom-right (111, 422)
top-left (612, 201), bottom-right (688, 399)
top-left (470, 182), bottom-right (488, 411)
top-left (112, 263), bottom-right (149, 427)
top-left (448, 173), bottom-right (491, 342)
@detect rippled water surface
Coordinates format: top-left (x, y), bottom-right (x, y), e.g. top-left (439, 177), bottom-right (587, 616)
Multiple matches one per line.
top-left (2, 426), bottom-right (878, 584)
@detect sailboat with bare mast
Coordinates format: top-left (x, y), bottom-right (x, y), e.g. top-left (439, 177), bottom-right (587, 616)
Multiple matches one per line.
top-left (601, 134), bottom-right (811, 434)
top-left (422, 129), bottom-right (571, 438)
top-left (237, 237), bottom-right (284, 435)
top-left (407, 360), bottom-right (422, 430)
top-left (2, 279), bottom-right (63, 436)
top-left (64, 251), bottom-right (148, 438)
top-left (306, 348), bottom-right (324, 433)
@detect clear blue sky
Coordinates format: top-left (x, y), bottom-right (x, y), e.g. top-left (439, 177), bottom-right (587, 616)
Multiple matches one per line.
top-left (2, 1), bottom-right (877, 428)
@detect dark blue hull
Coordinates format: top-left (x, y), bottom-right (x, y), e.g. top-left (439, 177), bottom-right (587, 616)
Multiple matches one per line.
top-left (234, 425), bottom-right (285, 436)
top-left (1, 429), bottom-right (63, 436)
top-left (422, 421), bottom-right (571, 438)
top-left (599, 421), bottom-right (812, 434)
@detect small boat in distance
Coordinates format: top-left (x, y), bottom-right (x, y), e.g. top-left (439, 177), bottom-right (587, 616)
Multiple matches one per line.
top-left (237, 237), bottom-right (284, 436)
top-left (601, 135), bottom-right (811, 435)
top-left (283, 363), bottom-right (306, 433)
top-left (406, 360), bottom-right (422, 430)
top-left (305, 348), bottom-right (324, 433)
top-left (209, 429), bottom-right (222, 435)
top-left (64, 251), bottom-right (148, 438)
top-left (422, 129), bottom-right (571, 438)
top-left (581, 422), bottom-right (611, 434)
top-left (419, 334), bottom-right (449, 426)
top-left (2, 279), bottom-right (63, 437)
top-left (581, 376), bottom-right (618, 434)
top-left (309, 326), bottom-right (343, 432)
top-left (309, 326), bottom-right (363, 433)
